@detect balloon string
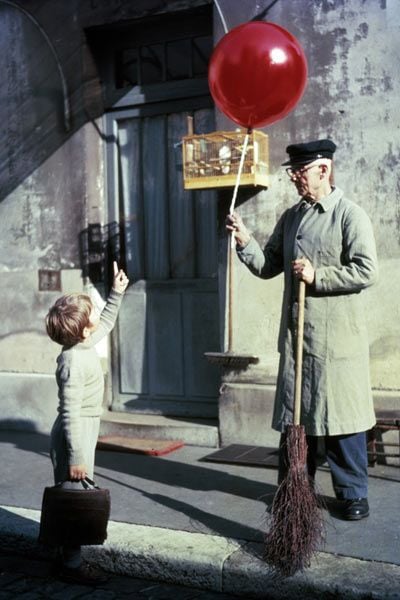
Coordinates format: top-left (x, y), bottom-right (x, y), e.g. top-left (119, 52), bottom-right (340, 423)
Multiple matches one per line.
top-left (229, 129), bottom-right (251, 249)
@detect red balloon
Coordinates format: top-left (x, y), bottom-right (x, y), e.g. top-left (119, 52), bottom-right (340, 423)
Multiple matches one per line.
top-left (208, 21), bottom-right (308, 129)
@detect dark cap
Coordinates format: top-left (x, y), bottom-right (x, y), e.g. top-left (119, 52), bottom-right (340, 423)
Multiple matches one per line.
top-left (282, 139), bottom-right (337, 166)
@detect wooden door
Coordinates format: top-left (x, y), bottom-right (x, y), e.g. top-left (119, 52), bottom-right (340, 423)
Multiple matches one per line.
top-left (106, 106), bottom-right (220, 418)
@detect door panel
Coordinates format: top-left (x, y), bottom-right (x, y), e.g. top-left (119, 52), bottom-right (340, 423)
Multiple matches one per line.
top-left (118, 288), bottom-right (148, 395)
top-left (167, 112), bottom-right (196, 278)
top-left (147, 291), bottom-right (184, 396)
top-left (183, 291), bottom-right (220, 397)
top-left (112, 281), bottom-right (219, 417)
top-left (118, 119), bottom-right (144, 279)
top-left (142, 116), bottom-right (170, 279)
top-left (194, 109), bottom-right (219, 279)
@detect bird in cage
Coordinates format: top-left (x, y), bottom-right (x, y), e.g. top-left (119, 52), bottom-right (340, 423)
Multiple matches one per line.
top-left (218, 144), bottom-right (232, 174)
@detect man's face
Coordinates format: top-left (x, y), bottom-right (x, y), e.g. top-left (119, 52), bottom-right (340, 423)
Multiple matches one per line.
top-left (286, 163), bottom-right (322, 199)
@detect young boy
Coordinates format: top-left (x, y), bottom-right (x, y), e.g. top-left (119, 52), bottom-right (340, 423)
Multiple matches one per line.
top-left (45, 261), bottom-right (128, 584)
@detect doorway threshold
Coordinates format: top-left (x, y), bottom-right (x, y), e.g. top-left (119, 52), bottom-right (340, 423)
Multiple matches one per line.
top-left (100, 410), bottom-right (219, 448)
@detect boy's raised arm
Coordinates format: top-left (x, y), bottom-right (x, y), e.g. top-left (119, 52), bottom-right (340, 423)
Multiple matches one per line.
top-left (90, 262), bottom-right (129, 345)
top-left (112, 261), bottom-right (129, 294)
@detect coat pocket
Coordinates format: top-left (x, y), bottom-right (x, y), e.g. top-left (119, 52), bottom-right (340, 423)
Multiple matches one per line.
top-left (297, 297), bottom-right (327, 359)
top-left (327, 294), bottom-right (369, 359)
top-left (299, 294), bottom-right (368, 360)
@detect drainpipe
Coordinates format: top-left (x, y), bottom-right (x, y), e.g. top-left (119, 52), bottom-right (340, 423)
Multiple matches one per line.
top-left (213, 0), bottom-right (229, 34)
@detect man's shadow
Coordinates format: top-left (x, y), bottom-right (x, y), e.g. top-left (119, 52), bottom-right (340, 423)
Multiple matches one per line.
top-left (94, 448), bottom-right (277, 543)
top-left (0, 424), bottom-right (276, 543)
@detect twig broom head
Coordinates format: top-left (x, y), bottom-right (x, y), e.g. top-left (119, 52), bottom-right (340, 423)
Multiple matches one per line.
top-left (264, 424), bottom-right (325, 577)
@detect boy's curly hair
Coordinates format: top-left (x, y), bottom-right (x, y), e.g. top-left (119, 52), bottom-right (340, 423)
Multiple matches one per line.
top-left (46, 294), bottom-right (93, 346)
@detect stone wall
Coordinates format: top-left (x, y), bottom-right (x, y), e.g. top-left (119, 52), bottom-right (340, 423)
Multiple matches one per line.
top-left (0, 0), bottom-right (398, 442)
top-left (215, 0), bottom-right (400, 444)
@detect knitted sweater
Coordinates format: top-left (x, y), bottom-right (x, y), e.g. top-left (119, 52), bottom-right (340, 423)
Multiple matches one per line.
top-left (55, 289), bottom-right (124, 465)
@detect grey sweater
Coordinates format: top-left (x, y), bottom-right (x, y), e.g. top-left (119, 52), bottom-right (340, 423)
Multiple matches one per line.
top-left (55, 289), bottom-right (123, 465)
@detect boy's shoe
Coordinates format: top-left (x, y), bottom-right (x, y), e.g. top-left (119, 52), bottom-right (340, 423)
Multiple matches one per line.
top-left (58, 563), bottom-right (110, 586)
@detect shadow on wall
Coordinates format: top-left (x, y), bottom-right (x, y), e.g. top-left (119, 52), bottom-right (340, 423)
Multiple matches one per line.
top-left (0, 3), bottom-right (104, 204)
top-left (79, 221), bottom-right (126, 294)
top-left (0, 418), bottom-right (43, 432)
top-left (0, 3), bottom-right (213, 206)
top-left (0, 420), bottom-right (50, 454)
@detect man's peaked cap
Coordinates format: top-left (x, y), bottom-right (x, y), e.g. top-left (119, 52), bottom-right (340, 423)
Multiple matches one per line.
top-left (282, 139), bottom-right (337, 166)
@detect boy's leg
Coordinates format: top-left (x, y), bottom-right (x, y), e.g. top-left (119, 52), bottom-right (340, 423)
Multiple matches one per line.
top-left (51, 417), bottom-right (107, 583)
top-left (58, 417), bottom-right (100, 568)
top-left (50, 415), bottom-right (69, 485)
top-left (80, 416), bottom-right (101, 479)
top-left (62, 546), bottom-right (82, 568)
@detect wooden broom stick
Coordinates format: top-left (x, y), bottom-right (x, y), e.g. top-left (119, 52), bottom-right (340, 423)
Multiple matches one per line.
top-left (264, 278), bottom-right (325, 576)
top-left (294, 280), bottom-right (306, 426)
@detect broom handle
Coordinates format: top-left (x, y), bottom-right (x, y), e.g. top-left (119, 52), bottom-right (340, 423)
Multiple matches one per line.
top-left (294, 280), bottom-right (306, 426)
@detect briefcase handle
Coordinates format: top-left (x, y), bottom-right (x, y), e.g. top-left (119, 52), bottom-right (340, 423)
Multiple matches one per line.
top-left (58, 477), bottom-right (100, 490)
top-left (81, 476), bottom-right (99, 490)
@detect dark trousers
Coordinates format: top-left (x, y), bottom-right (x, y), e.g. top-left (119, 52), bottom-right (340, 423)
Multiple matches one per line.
top-left (278, 431), bottom-right (368, 500)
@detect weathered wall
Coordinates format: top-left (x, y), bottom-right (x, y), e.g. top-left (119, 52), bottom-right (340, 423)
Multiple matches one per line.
top-left (0, 0), bottom-right (213, 432)
top-left (0, 1), bottom-right (129, 429)
top-left (0, 0), bottom-right (398, 440)
top-left (215, 0), bottom-right (400, 444)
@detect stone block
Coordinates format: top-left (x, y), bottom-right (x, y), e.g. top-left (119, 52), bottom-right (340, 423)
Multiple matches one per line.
top-left (0, 373), bottom-right (57, 434)
top-left (219, 383), bottom-right (280, 447)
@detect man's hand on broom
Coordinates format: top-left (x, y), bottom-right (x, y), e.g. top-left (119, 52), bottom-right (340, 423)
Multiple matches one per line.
top-left (292, 257), bottom-right (315, 285)
top-left (226, 212), bottom-right (251, 248)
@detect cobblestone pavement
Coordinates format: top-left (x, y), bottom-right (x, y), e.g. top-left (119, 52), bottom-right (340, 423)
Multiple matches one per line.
top-left (0, 552), bottom-right (236, 600)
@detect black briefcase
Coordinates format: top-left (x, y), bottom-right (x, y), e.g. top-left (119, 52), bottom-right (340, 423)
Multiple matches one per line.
top-left (38, 478), bottom-right (110, 546)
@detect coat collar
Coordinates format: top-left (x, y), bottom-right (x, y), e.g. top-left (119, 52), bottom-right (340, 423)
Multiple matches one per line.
top-left (295, 186), bottom-right (344, 212)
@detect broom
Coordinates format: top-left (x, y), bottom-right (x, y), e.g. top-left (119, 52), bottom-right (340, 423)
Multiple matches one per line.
top-left (264, 279), bottom-right (325, 576)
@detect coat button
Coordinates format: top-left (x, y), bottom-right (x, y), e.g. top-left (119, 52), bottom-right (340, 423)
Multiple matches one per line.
top-left (297, 234), bottom-right (302, 239)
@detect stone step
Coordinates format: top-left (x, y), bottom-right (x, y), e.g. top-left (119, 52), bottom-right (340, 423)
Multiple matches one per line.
top-left (100, 410), bottom-right (219, 448)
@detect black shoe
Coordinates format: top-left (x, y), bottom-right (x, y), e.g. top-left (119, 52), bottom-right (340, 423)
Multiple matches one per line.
top-left (341, 498), bottom-right (369, 520)
top-left (58, 563), bottom-right (110, 586)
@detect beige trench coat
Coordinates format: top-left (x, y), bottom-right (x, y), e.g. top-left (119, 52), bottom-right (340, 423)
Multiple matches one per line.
top-left (238, 187), bottom-right (378, 436)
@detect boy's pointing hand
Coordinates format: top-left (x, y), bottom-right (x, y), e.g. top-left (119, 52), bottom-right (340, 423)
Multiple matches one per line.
top-left (112, 261), bottom-right (129, 293)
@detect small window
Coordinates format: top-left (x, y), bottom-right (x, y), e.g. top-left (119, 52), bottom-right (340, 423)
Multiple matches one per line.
top-left (116, 48), bottom-right (139, 88)
top-left (192, 36), bottom-right (213, 77)
top-left (140, 43), bottom-right (165, 84)
top-left (114, 33), bottom-right (213, 89)
top-left (166, 39), bottom-right (191, 80)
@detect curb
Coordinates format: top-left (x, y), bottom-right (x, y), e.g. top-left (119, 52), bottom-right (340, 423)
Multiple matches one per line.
top-left (1, 504), bottom-right (399, 599)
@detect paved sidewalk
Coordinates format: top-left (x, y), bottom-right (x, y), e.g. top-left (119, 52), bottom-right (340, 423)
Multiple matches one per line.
top-left (0, 430), bottom-right (399, 599)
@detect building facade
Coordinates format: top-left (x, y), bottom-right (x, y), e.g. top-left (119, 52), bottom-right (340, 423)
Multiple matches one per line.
top-left (0, 0), bottom-right (399, 448)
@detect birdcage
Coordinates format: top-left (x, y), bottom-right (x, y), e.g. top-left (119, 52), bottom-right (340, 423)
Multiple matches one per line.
top-left (182, 129), bottom-right (269, 190)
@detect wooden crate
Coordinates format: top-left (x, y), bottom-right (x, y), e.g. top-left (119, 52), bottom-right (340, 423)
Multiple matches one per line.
top-left (182, 129), bottom-right (269, 190)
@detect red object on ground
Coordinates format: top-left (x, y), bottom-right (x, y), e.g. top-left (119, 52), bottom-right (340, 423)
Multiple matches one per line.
top-left (97, 436), bottom-right (185, 456)
top-left (208, 21), bottom-right (308, 129)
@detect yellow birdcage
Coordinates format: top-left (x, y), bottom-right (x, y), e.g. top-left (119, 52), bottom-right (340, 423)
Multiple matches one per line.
top-left (182, 129), bottom-right (269, 190)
